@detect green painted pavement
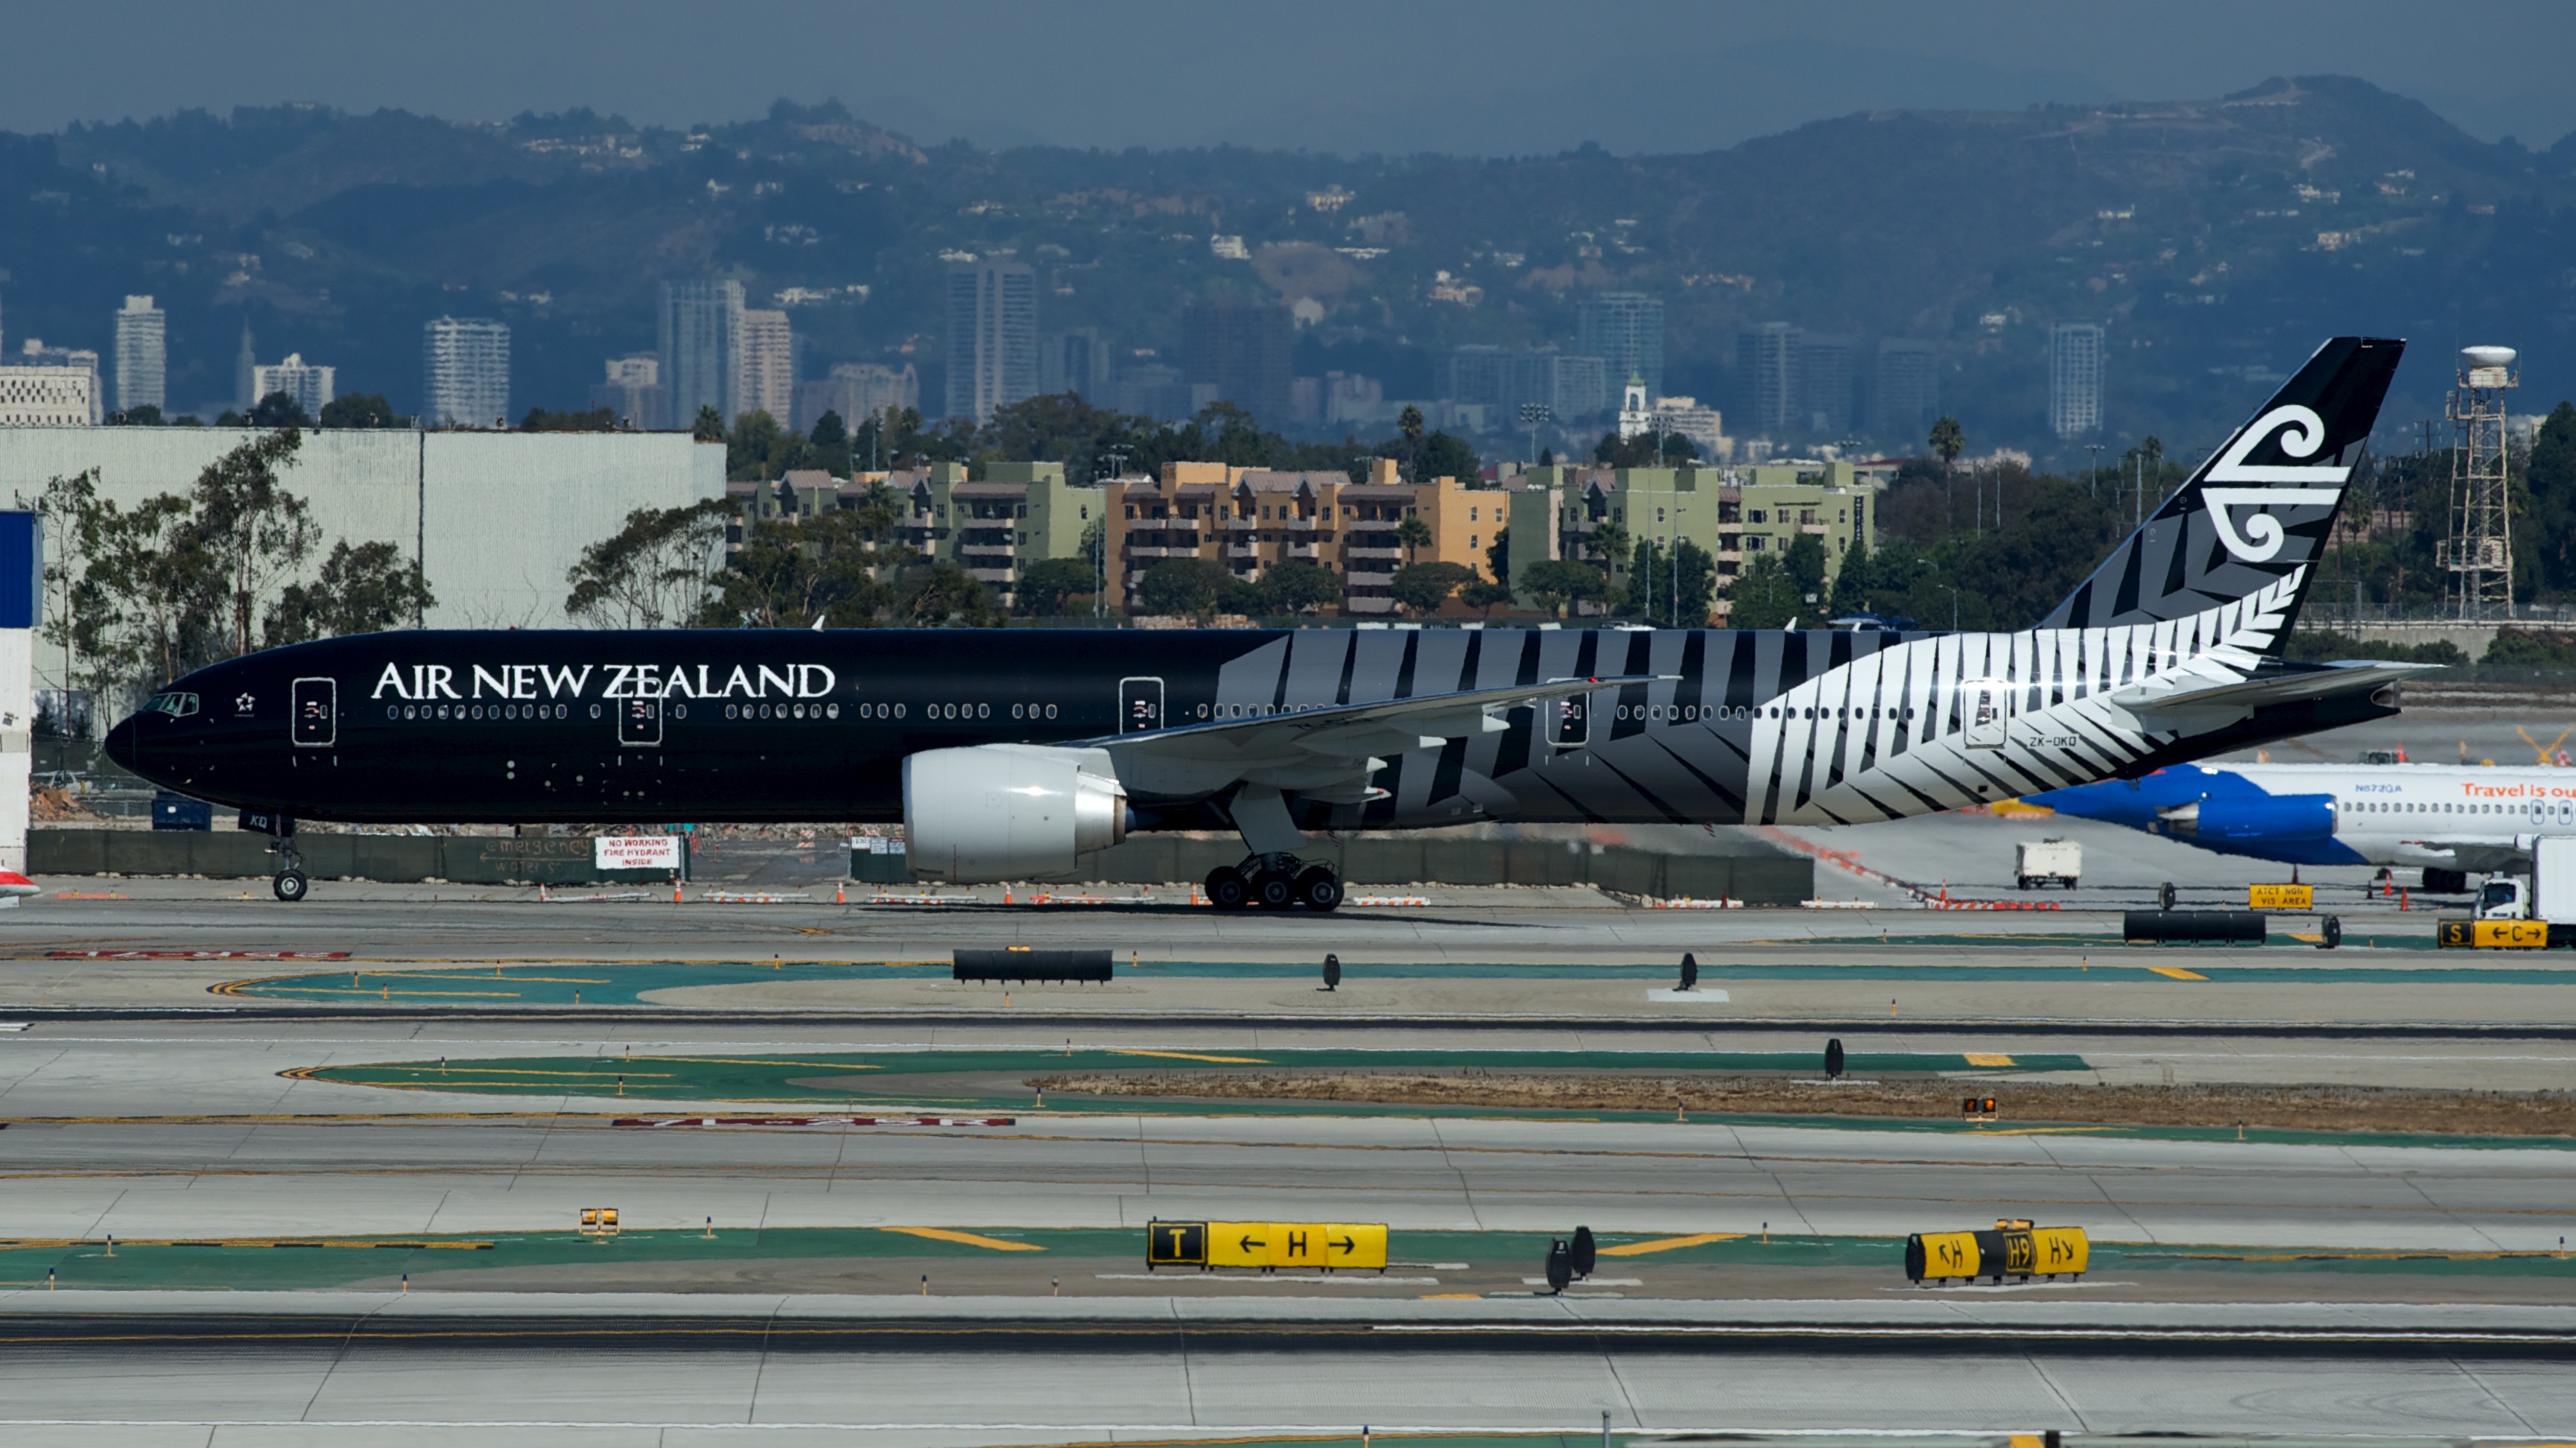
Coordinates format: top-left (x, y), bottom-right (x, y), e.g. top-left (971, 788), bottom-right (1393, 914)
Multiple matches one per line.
top-left (219, 950), bottom-right (2563, 1006)
top-left (6, 1227), bottom-right (2569, 1295)
top-left (294, 1046), bottom-right (2089, 1105)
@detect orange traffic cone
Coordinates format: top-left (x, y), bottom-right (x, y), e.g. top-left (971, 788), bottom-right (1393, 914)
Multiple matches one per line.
top-left (835, 880), bottom-right (846, 904)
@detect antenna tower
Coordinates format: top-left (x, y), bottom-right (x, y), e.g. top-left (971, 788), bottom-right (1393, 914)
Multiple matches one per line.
top-left (2442, 345), bottom-right (2519, 620)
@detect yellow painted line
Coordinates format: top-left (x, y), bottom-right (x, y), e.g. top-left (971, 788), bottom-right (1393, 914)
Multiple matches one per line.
top-left (1962, 1053), bottom-right (2016, 1067)
top-left (2011, 1435), bottom-right (2047, 1448)
top-left (1111, 1050), bottom-right (1270, 1064)
top-left (356, 973), bottom-right (612, 985)
top-left (2146, 965), bottom-right (2209, 981)
top-left (1971, 1126), bottom-right (2118, 1137)
top-left (1598, 1231), bottom-right (1745, 1257)
top-left (1420, 1292), bottom-right (1482, 1299)
top-left (878, 1226), bottom-right (1045, 1252)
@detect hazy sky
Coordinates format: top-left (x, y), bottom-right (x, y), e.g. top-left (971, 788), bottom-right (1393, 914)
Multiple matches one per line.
top-left (12, 0), bottom-right (2575, 155)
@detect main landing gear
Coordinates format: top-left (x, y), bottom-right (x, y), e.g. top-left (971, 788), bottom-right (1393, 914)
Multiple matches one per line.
top-left (1205, 855), bottom-right (1343, 913)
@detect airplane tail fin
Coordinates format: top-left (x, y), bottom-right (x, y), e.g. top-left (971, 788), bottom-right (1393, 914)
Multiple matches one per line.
top-left (2039, 336), bottom-right (2403, 645)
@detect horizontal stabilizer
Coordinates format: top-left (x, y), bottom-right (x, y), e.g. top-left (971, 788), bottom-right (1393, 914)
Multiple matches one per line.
top-left (2107, 658), bottom-right (2439, 732)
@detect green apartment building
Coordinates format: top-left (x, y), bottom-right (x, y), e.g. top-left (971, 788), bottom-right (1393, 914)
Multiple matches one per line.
top-left (1506, 463), bottom-right (1875, 623)
top-left (901, 460), bottom-right (1106, 607)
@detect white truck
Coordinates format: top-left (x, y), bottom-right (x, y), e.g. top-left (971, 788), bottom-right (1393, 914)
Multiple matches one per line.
top-left (2015, 838), bottom-right (2081, 891)
top-left (2472, 835), bottom-right (2576, 923)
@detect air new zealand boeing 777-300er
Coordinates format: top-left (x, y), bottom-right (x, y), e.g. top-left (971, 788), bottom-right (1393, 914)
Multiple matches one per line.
top-left (110, 337), bottom-right (2426, 909)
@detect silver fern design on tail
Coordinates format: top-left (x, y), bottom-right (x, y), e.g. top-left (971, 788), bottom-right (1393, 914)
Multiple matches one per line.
top-left (1748, 571), bottom-right (2326, 824)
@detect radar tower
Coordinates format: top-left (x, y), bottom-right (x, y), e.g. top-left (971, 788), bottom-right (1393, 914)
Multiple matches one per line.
top-left (2443, 345), bottom-right (2518, 620)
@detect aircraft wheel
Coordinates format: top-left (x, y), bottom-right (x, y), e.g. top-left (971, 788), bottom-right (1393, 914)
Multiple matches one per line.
top-left (272, 870), bottom-right (309, 903)
top-left (1204, 867), bottom-right (1249, 912)
top-left (1252, 870), bottom-right (1298, 910)
top-left (1295, 866), bottom-right (1343, 913)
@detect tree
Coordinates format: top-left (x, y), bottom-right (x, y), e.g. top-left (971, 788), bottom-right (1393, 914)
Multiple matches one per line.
top-left (248, 390), bottom-right (313, 429)
top-left (1520, 559), bottom-right (1606, 618)
top-left (519, 405), bottom-right (618, 432)
top-left (265, 540), bottom-right (437, 642)
top-left (1828, 537), bottom-right (1873, 617)
top-left (808, 409), bottom-right (851, 475)
top-left (1015, 556), bottom-right (1098, 616)
top-left (1136, 558), bottom-right (1231, 617)
top-left (1782, 533), bottom-right (1829, 606)
top-left (708, 512), bottom-right (889, 628)
top-left (108, 404), bottom-right (164, 427)
top-left (1395, 404), bottom-right (1425, 478)
top-left (1394, 512), bottom-right (1433, 565)
top-left (1460, 577), bottom-right (1514, 615)
top-left (1588, 520), bottom-right (1630, 574)
top-left (1668, 539), bottom-right (1716, 626)
top-left (691, 404), bottom-right (727, 442)
top-left (319, 393), bottom-right (407, 428)
top-left (893, 561), bottom-right (1000, 626)
top-left (1929, 416), bottom-right (1964, 470)
top-left (194, 428), bottom-right (318, 657)
top-left (1418, 430), bottom-right (1479, 482)
top-left (565, 498), bottom-right (732, 628)
top-left (1726, 553), bottom-right (1800, 629)
top-left (1258, 559), bottom-right (1339, 615)
top-left (2522, 401), bottom-right (2576, 597)
top-left (24, 469), bottom-right (97, 701)
top-left (1485, 526), bottom-right (1510, 586)
top-left (1390, 561), bottom-right (1472, 616)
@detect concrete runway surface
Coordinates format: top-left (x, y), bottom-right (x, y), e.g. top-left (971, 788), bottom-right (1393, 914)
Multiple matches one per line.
top-left (4, 1301), bottom-right (2576, 1446)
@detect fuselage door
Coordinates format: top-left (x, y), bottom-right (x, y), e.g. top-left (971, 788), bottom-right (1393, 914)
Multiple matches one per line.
top-left (618, 696), bottom-right (662, 747)
top-left (1118, 676), bottom-right (1164, 734)
top-left (1550, 693), bottom-right (1591, 749)
top-left (1963, 679), bottom-right (2008, 749)
top-left (290, 677), bottom-right (336, 748)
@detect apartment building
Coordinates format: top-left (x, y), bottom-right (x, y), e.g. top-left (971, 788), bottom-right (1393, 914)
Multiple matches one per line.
top-left (902, 460), bottom-right (1103, 606)
top-left (1506, 463), bottom-right (1874, 623)
top-left (1106, 457), bottom-right (1498, 616)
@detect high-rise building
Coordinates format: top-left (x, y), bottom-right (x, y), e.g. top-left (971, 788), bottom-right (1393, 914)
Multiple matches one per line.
top-left (2050, 323), bottom-right (2104, 438)
top-left (1736, 323), bottom-right (1800, 436)
top-left (659, 279), bottom-right (743, 431)
top-left (1873, 338), bottom-right (1939, 439)
top-left (421, 317), bottom-right (510, 428)
top-left (588, 354), bottom-right (662, 428)
top-left (19, 340), bottom-right (103, 425)
top-left (250, 352), bottom-right (335, 419)
top-left (114, 295), bottom-right (165, 416)
top-left (793, 363), bottom-right (920, 436)
top-left (1441, 346), bottom-right (1610, 422)
top-left (1577, 292), bottom-right (1665, 398)
top-left (1042, 328), bottom-right (1106, 401)
top-left (233, 323), bottom-right (257, 413)
top-left (730, 308), bottom-right (794, 425)
top-left (945, 261), bottom-right (1038, 425)
top-left (1182, 298), bottom-right (1293, 427)
top-left (1798, 334), bottom-right (1856, 435)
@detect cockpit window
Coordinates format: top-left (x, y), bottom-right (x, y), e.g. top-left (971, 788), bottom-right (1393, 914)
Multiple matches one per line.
top-left (146, 691), bottom-right (199, 718)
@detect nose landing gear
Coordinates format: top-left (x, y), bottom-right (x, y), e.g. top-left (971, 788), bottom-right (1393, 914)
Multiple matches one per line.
top-left (1205, 854), bottom-right (1342, 912)
top-left (242, 810), bottom-right (308, 903)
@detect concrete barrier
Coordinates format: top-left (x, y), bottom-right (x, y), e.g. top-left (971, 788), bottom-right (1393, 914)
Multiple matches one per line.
top-left (29, 829), bottom-right (679, 886)
top-left (39, 825), bottom-right (1808, 904)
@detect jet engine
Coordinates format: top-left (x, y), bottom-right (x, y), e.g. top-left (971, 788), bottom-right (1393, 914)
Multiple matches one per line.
top-left (2157, 793), bottom-right (2337, 842)
top-left (903, 744), bottom-right (1128, 882)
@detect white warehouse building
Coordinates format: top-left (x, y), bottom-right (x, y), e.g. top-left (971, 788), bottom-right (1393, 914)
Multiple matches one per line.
top-left (0, 428), bottom-right (724, 696)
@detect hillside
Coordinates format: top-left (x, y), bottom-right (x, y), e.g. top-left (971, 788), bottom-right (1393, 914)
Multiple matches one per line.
top-left (1, 77), bottom-right (2569, 460)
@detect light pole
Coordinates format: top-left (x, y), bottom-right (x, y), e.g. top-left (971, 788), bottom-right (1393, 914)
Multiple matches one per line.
top-left (1094, 445), bottom-right (1130, 620)
top-left (1519, 402), bottom-right (1551, 466)
top-left (1936, 582), bottom-right (1960, 633)
top-left (2086, 442), bottom-right (2103, 499)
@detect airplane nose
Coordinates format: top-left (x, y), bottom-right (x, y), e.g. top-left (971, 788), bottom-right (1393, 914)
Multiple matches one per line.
top-left (103, 714), bottom-right (139, 772)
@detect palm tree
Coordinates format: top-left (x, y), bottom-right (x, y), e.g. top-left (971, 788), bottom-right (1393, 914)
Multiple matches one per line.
top-left (1396, 404), bottom-right (1425, 480)
top-left (1929, 416), bottom-right (1965, 533)
top-left (1394, 512), bottom-right (1433, 566)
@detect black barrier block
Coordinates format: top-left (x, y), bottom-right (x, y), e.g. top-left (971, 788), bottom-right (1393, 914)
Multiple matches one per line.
top-left (1322, 953), bottom-right (1341, 991)
top-left (1825, 1038), bottom-right (1845, 1079)
top-left (1678, 952), bottom-right (1698, 991)
top-left (953, 949), bottom-right (1114, 984)
top-left (2123, 909), bottom-right (2265, 944)
top-left (1570, 1225), bottom-right (1596, 1279)
top-left (1544, 1238), bottom-right (1573, 1293)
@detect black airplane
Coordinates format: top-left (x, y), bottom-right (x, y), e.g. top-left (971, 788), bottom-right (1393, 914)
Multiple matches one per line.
top-left (110, 337), bottom-right (2426, 909)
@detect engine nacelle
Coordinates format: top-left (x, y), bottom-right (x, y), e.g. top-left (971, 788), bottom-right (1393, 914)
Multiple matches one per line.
top-left (903, 744), bottom-right (1127, 883)
top-left (2158, 793), bottom-right (2337, 842)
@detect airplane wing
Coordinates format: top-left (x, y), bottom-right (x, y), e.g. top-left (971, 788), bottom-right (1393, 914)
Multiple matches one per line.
top-left (2105, 659), bottom-right (2441, 734)
top-left (1085, 674), bottom-right (1659, 804)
